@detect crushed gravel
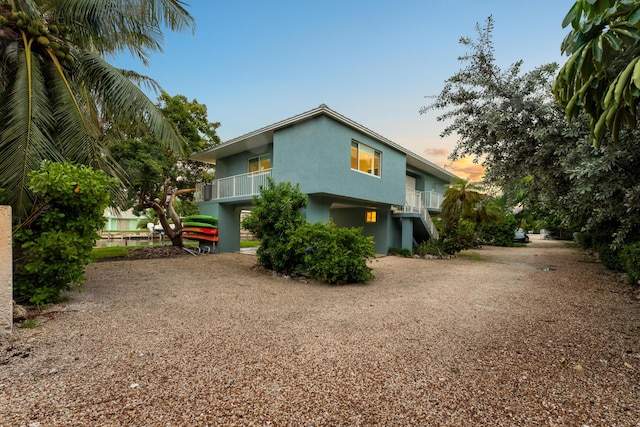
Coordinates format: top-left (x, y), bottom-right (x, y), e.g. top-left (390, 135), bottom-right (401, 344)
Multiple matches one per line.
top-left (1, 238), bottom-right (639, 426)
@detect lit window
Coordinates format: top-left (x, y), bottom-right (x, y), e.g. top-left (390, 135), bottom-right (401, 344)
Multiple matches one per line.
top-left (351, 141), bottom-right (381, 176)
top-left (249, 154), bottom-right (271, 172)
top-left (366, 211), bottom-right (377, 223)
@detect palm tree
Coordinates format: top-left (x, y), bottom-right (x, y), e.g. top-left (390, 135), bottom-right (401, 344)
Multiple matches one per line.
top-left (0, 0), bottom-right (195, 221)
top-left (441, 178), bottom-right (485, 229)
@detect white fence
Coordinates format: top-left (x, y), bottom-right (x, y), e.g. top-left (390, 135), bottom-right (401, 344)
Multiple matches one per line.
top-left (195, 169), bottom-right (272, 202)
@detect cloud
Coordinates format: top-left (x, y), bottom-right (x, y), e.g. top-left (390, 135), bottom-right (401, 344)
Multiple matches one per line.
top-left (447, 157), bottom-right (485, 181)
top-left (423, 148), bottom-right (449, 157)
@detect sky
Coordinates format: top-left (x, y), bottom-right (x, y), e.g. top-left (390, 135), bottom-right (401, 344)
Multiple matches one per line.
top-left (113, 0), bottom-right (574, 180)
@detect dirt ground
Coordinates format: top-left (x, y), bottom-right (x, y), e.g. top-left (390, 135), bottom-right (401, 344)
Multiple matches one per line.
top-left (1, 237), bottom-right (639, 426)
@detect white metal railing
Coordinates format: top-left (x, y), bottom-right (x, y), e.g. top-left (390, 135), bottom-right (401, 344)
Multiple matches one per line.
top-left (405, 190), bottom-right (443, 211)
top-left (400, 189), bottom-right (442, 239)
top-left (424, 191), bottom-right (444, 210)
top-left (195, 182), bottom-right (205, 202)
top-left (195, 169), bottom-right (272, 202)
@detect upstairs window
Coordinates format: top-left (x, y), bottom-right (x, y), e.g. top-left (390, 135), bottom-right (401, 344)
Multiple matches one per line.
top-left (248, 154), bottom-right (271, 172)
top-left (351, 141), bottom-right (381, 177)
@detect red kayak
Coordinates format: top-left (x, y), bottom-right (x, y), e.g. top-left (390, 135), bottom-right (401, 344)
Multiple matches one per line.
top-left (181, 226), bottom-right (218, 235)
top-left (182, 232), bottom-right (219, 243)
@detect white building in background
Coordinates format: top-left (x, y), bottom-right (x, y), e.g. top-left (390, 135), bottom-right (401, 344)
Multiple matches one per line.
top-left (102, 207), bottom-right (142, 232)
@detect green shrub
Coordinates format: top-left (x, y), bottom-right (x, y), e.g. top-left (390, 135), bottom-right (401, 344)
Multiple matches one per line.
top-left (414, 239), bottom-right (446, 257)
top-left (13, 162), bottom-right (117, 306)
top-left (288, 222), bottom-right (374, 284)
top-left (242, 178), bottom-right (307, 273)
top-left (596, 243), bottom-right (624, 272)
top-left (243, 180), bottom-right (374, 284)
top-left (621, 242), bottom-right (640, 284)
top-left (480, 214), bottom-right (517, 247)
top-left (440, 220), bottom-right (476, 254)
top-left (573, 232), bottom-right (591, 248)
top-left (388, 247), bottom-right (412, 257)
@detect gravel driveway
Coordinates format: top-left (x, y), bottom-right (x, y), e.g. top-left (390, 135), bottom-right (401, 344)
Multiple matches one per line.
top-left (1, 238), bottom-right (639, 426)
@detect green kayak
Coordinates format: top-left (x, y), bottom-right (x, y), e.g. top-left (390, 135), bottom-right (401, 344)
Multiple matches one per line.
top-left (184, 215), bottom-right (218, 225)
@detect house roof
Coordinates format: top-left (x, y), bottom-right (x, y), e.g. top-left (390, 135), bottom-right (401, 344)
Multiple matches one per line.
top-left (190, 104), bottom-right (458, 182)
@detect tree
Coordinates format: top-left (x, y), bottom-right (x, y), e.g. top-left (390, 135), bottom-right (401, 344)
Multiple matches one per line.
top-left (421, 17), bottom-right (580, 229)
top-left (554, 0), bottom-right (640, 146)
top-left (440, 178), bottom-right (485, 229)
top-left (422, 16), bottom-right (640, 255)
top-left (0, 0), bottom-right (195, 221)
top-left (421, 17), bottom-right (566, 193)
top-left (110, 93), bottom-right (220, 246)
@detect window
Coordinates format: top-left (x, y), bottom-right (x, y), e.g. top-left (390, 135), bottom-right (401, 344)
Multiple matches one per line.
top-left (366, 211), bottom-right (377, 223)
top-left (248, 154), bottom-right (271, 172)
top-left (351, 141), bottom-right (381, 176)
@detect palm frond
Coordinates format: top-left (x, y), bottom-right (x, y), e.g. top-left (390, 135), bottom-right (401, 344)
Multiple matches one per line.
top-left (0, 39), bottom-right (60, 219)
top-left (46, 0), bottom-right (193, 64)
top-left (43, 55), bottom-right (131, 204)
top-left (74, 49), bottom-right (186, 155)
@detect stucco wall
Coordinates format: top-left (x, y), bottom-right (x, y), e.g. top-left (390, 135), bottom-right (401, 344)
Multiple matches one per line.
top-left (1, 206), bottom-right (12, 334)
top-left (330, 206), bottom-right (390, 254)
top-left (273, 116), bottom-right (406, 206)
top-left (216, 143), bottom-right (273, 178)
top-left (406, 165), bottom-right (448, 194)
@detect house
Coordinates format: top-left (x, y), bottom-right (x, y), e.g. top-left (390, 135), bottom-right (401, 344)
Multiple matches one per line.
top-left (102, 207), bottom-right (142, 232)
top-left (190, 104), bottom-right (457, 254)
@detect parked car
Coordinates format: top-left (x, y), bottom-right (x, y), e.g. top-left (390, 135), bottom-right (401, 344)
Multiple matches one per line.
top-left (514, 228), bottom-right (530, 243)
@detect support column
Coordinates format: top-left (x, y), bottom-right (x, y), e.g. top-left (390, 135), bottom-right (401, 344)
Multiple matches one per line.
top-left (1, 206), bottom-right (12, 334)
top-left (217, 204), bottom-right (241, 253)
top-left (401, 217), bottom-right (414, 251)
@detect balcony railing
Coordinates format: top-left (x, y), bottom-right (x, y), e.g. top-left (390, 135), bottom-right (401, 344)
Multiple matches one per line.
top-left (195, 169), bottom-right (272, 202)
top-left (405, 190), bottom-right (443, 211)
top-left (396, 189), bottom-right (443, 239)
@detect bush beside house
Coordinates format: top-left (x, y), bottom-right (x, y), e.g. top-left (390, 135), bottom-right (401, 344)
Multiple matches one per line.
top-left (242, 179), bottom-right (374, 284)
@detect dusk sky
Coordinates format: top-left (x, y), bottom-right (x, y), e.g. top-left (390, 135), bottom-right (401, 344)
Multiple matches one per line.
top-left (112, 1), bottom-right (574, 180)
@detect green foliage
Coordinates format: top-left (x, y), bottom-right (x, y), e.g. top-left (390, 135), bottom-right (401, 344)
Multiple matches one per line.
top-left (554, 0), bottom-right (640, 146)
top-left (0, 1), bottom-right (195, 220)
top-left (414, 239), bottom-right (446, 257)
top-left (388, 247), bottom-right (413, 257)
top-left (13, 162), bottom-right (117, 306)
top-left (243, 179), bottom-right (374, 284)
top-left (480, 214), bottom-right (518, 247)
top-left (19, 319), bottom-right (38, 329)
top-left (621, 242), bottom-right (640, 284)
top-left (242, 178), bottom-right (308, 272)
top-left (110, 93), bottom-right (221, 246)
top-left (423, 16), bottom-right (640, 271)
top-left (173, 199), bottom-right (200, 217)
top-left (288, 222), bottom-right (375, 284)
top-left (440, 220), bottom-right (476, 255)
top-left (596, 243), bottom-right (624, 272)
top-left (441, 178), bottom-right (485, 229)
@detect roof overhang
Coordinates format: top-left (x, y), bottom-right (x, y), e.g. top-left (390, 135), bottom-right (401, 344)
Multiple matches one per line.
top-left (190, 104), bottom-right (458, 182)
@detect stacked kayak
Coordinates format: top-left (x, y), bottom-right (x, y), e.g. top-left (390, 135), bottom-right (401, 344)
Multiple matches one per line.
top-left (181, 215), bottom-right (218, 243)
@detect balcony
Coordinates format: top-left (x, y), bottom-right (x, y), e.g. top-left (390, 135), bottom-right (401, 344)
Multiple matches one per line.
top-left (405, 190), bottom-right (444, 211)
top-left (195, 169), bottom-right (272, 202)
top-left (394, 189), bottom-right (443, 239)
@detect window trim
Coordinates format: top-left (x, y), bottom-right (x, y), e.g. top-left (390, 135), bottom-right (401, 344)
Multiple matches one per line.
top-left (365, 211), bottom-right (377, 223)
top-left (351, 140), bottom-right (381, 177)
top-left (248, 153), bottom-right (271, 173)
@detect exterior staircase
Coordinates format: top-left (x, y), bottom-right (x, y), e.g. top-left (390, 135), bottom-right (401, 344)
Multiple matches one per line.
top-left (392, 190), bottom-right (440, 241)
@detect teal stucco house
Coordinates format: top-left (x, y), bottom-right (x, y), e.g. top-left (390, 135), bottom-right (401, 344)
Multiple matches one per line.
top-left (190, 104), bottom-right (457, 254)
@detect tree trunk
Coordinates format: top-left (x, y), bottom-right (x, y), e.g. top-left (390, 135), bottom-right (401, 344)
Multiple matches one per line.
top-left (144, 183), bottom-right (196, 247)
